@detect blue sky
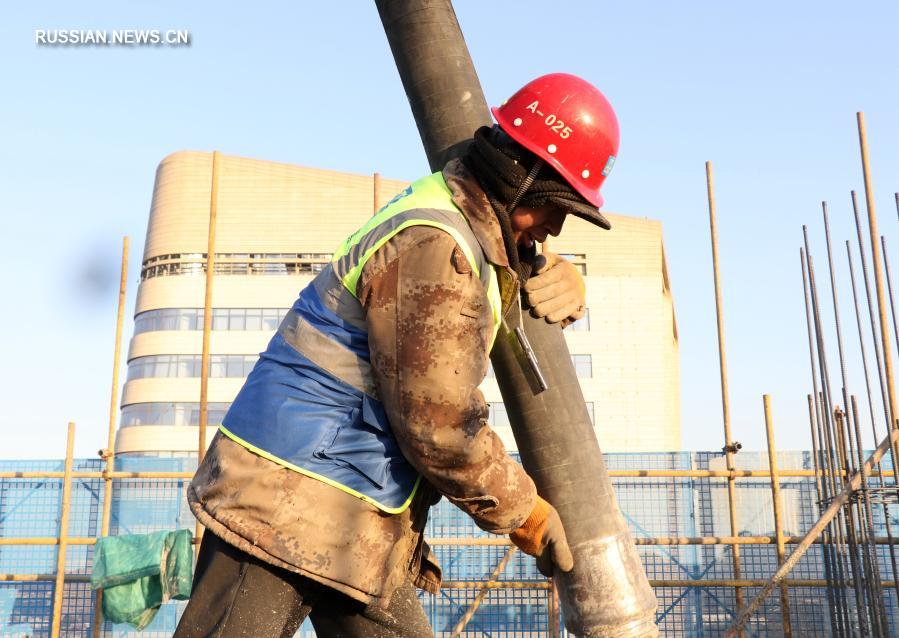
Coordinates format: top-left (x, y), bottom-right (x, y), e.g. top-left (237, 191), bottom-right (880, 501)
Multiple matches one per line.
top-left (1, 1), bottom-right (897, 459)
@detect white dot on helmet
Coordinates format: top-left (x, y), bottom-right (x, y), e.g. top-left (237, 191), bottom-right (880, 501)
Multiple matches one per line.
top-left (581, 169), bottom-right (590, 179)
top-left (513, 117), bottom-right (522, 126)
top-left (547, 144), bottom-right (557, 154)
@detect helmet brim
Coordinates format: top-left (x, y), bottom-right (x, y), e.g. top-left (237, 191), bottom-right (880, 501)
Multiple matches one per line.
top-left (547, 195), bottom-right (612, 231)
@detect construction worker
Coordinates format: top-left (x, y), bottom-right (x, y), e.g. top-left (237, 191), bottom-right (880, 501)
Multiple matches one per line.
top-left (175, 73), bottom-right (619, 638)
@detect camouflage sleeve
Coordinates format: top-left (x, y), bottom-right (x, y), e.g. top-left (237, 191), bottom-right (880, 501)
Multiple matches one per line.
top-left (357, 225), bottom-right (537, 534)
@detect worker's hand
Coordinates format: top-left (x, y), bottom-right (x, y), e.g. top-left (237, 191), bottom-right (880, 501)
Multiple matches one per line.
top-left (509, 496), bottom-right (574, 577)
top-left (523, 252), bottom-right (586, 328)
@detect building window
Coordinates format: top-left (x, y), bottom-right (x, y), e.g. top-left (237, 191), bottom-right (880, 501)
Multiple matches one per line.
top-left (568, 308), bottom-right (590, 331)
top-left (133, 308), bottom-right (289, 334)
top-left (571, 354), bottom-right (593, 378)
top-left (121, 402), bottom-right (231, 427)
top-left (126, 355), bottom-right (258, 381)
top-left (488, 403), bottom-right (510, 428)
top-left (141, 253), bottom-right (333, 280)
top-left (558, 253), bottom-right (587, 275)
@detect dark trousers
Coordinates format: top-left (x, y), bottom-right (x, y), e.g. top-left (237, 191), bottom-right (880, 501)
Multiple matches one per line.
top-left (174, 531), bottom-right (434, 638)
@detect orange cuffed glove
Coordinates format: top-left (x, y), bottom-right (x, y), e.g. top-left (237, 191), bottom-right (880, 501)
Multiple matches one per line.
top-left (523, 252), bottom-right (586, 328)
top-left (509, 496), bottom-right (575, 577)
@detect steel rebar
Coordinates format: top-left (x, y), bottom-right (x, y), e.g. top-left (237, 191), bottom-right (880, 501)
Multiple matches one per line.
top-left (852, 193), bottom-right (899, 603)
top-left (823, 204), bottom-right (871, 635)
top-left (851, 395), bottom-right (890, 636)
top-left (852, 191), bottom-right (893, 441)
top-left (802, 252), bottom-right (842, 630)
top-left (725, 426), bottom-right (899, 637)
top-left (835, 407), bottom-right (871, 636)
top-left (804, 231), bottom-right (853, 635)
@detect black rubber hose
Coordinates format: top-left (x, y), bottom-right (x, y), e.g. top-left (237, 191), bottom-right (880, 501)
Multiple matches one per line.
top-left (375, 1), bottom-right (658, 635)
top-left (375, 0), bottom-right (489, 170)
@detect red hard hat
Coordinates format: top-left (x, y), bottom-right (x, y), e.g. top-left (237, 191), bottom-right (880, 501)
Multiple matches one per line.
top-left (491, 73), bottom-right (619, 210)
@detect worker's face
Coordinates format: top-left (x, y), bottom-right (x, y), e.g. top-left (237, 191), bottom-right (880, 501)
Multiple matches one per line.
top-left (510, 204), bottom-right (568, 248)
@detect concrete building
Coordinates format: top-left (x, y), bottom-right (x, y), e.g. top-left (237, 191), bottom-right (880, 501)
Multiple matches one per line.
top-left (117, 151), bottom-right (680, 456)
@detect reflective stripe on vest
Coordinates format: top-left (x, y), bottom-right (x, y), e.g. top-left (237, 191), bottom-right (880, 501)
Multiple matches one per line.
top-left (220, 173), bottom-right (502, 513)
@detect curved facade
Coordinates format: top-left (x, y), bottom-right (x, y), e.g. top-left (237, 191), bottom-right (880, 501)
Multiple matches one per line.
top-left (117, 151), bottom-right (680, 455)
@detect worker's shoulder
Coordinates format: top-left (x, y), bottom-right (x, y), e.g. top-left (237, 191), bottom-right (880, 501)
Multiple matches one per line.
top-left (382, 224), bottom-right (459, 263)
top-left (392, 222), bottom-right (461, 251)
top-left (358, 224), bottom-right (468, 292)
top-left (382, 223), bottom-right (480, 284)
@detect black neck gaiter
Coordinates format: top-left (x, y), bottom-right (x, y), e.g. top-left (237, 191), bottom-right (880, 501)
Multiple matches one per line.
top-left (463, 126), bottom-right (587, 280)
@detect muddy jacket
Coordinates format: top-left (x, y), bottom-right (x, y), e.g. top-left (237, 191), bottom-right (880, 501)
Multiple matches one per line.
top-left (188, 159), bottom-right (537, 607)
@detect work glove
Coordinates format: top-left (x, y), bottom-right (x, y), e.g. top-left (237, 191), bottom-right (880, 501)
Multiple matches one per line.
top-left (523, 252), bottom-right (586, 328)
top-left (509, 496), bottom-right (575, 577)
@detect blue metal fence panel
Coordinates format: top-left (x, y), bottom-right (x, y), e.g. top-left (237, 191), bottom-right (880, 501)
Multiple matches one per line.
top-left (2, 452), bottom-right (892, 636)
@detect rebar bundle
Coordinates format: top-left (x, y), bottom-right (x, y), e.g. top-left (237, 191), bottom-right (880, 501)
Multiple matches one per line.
top-left (727, 113), bottom-right (899, 637)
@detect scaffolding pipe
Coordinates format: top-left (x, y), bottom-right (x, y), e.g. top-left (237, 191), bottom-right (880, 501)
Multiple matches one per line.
top-left (450, 547), bottom-right (517, 637)
top-left (50, 423), bottom-right (75, 638)
top-left (1, 468), bottom-right (887, 480)
top-left (881, 236), bottom-right (899, 367)
top-left (100, 236), bottom-right (128, 536)
top-left (375, 1), bottom-right (657, 635)
top-left (855, 117), bottom-right (899, 627)
top-left (705, 161), bottom-right (744, 634)
top-left (857, 113), bottom-right (899, 455)
top-left (12, 571), bottom-right (899, 589)
top-left (195, 149), bottom-right (220, 550)
top-left (198, 150), bottom-right (221, 465)
top-left (6, 533), bottom-right (898, 548)
top-left (93, 236), bottom-right (129, 637)
top-left (762, 395), bottom-right (792, 636)
top-left (373, 171), bottom-right (381, 215)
